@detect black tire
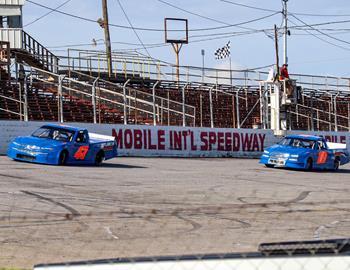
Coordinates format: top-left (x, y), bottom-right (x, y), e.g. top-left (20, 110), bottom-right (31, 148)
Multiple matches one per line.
top-left (306, 158), bottom-right (313, 171)
top-left (95, 151), bottom-right (105, 166)
top-left (265, 164), bottom-right (274, 168)
top-left (333, 158), bottom-right (340, 171)
top-left (58, 150), bottom-right (68, 165)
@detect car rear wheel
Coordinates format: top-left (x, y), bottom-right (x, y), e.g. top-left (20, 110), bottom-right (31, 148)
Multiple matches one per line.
top-left (333, 158), bottom-right (340, 171)
top-left (306, 158), bottom-right (313, 171)
top-left (58, 151), bottom-right (68, 165)
top-left (95, 151), bottom-right (105, 166)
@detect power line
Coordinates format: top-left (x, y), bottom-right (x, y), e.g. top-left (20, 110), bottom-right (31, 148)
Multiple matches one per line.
top-left (45, 27), bottom-right (271, 51)
top-left (288, 17), bottom-right (350, 52)
top-left (220, 0), bottom-right (278, 13)
top-left (27, 0), bottom-right (279, 32)
top-left (24, 0), bottom-right (72, 27)
top-left (290, 14), bottom-right (350, 47)
top-left (157, 0), bottom-right (279, 41)
top-left (220, 0), bottom-right (350, 17)
top-left (114, 0), bottom-right (156, 66)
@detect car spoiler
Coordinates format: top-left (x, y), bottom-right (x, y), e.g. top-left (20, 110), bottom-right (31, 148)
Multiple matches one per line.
top-left (89, 133), bottom-right (115, 142)
top-left (327, 142), bottom-right (347, 150)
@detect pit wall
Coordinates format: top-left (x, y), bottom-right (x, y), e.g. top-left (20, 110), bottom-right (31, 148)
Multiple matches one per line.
top-left (1, 121), bottom-right (349, 157)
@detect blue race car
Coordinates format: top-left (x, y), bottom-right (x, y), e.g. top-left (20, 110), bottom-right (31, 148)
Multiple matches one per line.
top-left (260, 135), bottom-right (350, 171)
top-left (7, 124), bottom-right (117, 165)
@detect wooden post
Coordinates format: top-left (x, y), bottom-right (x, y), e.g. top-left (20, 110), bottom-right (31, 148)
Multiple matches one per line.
top-left (102, 0), bottom-right (113, 78)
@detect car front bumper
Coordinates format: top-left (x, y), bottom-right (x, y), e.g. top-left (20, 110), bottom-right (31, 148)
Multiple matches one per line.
top-left (7, 147), bottom-right (59, 165)
top-left (260, 155), bottom-right (305, 169)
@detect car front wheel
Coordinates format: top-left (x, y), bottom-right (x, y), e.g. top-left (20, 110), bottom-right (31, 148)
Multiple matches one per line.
top-left (58, 151), bottom-right (68, 165)
top-left (306, 158), bottom-right (313, 171)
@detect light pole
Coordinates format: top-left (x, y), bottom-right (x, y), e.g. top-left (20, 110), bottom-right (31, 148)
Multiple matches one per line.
top-left (201, 49), bottom-right (205, 83)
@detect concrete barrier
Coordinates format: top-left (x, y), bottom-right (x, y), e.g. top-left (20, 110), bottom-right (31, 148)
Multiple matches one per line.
top-left (0, 120), bottom-right (349, 157)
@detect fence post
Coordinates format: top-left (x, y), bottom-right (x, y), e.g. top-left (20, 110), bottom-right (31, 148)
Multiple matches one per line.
top-left (328, 94), bottom-right (332, 131)
top-left (23, 79), bottom-right (28, 122)
top-left (348, 102), bottom-right (350, 131)
top-left (334, 92), bottom-right (339, 132)
top-left (182, 83), bottom-right (189, 127)
top-left (200, 93), bottom-right (203, 127)
top-left (123, 79), bottom-right (131, 125)
top-left (236, 88), bottom-right (241, 129)
top-left (209, 86), bottom-right (214, 128)
top-left (58, 75), bottom-right (65, 123)
top-left (310, 91), bottom-right (314, 131)
top-left (153, 81), bottom-right (160, 126)
top-left (92, 77), bottom-right (99, 124)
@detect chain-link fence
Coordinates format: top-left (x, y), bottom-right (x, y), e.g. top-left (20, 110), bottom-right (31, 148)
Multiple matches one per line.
top-left (1, 156), bottom-right (350, 269)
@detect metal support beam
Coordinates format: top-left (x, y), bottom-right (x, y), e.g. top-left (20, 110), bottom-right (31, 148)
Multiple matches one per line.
top-left (182, 83), bottom-right (189, 127)
top-left (58, 75), bottom-right (65, 123)
top-left (310, 91), bottom-right (314, 131)
top-left (92, 77), bottom-right (99, 124)
top-left (153, 81), bottom-right (160, 126)
top-left (23, 81), bottom-right (28, 122)
top-left (209, 86), bottom-right (214, 128)
top-left (236, 88), bottom-right (242, 128)
top-left (123, 79), bottom-right (130, 125)
top-left (334, 92), bottom-right (339, 132)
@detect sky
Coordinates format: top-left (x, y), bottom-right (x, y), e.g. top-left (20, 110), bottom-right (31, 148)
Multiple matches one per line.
top-left (22, 0), bottom-right (350, 77)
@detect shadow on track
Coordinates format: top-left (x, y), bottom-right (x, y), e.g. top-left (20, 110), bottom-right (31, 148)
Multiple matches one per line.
top-left (272, 167), bottom-right (350, 174)
top-left (101, 163), bottom-right (147, 169)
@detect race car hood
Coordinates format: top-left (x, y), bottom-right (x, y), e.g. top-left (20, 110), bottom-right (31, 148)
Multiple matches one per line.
top-left (12, 136), bottom-right (66, 149)
top-left (266, 144), bottom-right (311, 155)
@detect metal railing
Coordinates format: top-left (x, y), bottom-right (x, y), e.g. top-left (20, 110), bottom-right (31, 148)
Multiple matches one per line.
top-left (0, 28), bottom-right (59, 73)
top-left (60, 49), bottom-right (350, 96)
top-left (0, 82), bottom-right (28, 121)
top-left (23, 65), bottom-right (196, 126)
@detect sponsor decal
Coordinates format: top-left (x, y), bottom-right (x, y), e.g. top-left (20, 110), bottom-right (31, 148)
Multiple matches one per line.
top-left (317, 151), bottom-right (328, 164)
top-left (74, 146), bottom-right (89, 160)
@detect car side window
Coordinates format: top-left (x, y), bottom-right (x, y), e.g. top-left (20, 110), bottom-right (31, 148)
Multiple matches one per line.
top-left (313, 142), bottom-right (321, 150)
top-left (76, 131), bottom-right (87, 143)
top-left (320, 141), bottom-right (327, 150)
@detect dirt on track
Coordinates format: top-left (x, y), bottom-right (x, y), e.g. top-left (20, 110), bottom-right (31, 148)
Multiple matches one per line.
top-left (0, 156), bottom-right (350, 269)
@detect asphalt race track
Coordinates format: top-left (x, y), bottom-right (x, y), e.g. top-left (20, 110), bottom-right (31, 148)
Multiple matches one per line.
top-left (1, 156), bottom-right (350, 268)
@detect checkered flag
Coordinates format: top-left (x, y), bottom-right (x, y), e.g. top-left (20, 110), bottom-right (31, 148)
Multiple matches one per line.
top-left (215, 41), bottom-right (230, 59)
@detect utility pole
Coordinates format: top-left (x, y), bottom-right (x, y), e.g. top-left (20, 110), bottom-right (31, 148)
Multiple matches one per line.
top-left (282, 0), bottom-right (288, 65)
top-left (274, 25), bottom-right (280, 78)
top-left (102, 0), bottom-right (113, 78)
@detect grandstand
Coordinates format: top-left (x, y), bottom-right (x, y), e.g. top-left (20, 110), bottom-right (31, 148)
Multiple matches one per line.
top-left (1, 43), bottom-right (350, 132)
top-left (0, 2), bottom-right (349, 132)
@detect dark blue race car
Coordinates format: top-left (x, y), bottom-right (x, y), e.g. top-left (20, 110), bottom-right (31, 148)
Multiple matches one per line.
top-left (260, 135), bottom-right (350, 171)
top-left (7, 124), bottom-right (118, 165)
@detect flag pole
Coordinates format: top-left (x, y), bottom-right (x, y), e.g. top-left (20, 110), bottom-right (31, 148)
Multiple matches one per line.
top-left (229, 54), bottom-right (232, 86)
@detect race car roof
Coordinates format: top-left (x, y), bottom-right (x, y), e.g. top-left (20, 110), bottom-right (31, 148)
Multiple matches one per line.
top-left (42, 123), bottom-right (83, 132)
top-left (285, 134), bottom-right (322, 141)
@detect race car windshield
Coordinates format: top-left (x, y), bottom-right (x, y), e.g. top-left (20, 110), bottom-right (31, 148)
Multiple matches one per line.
top-left (32, 127), bottom-right (74, 142)
top-left (279, 138), bottom-right (315, 148)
